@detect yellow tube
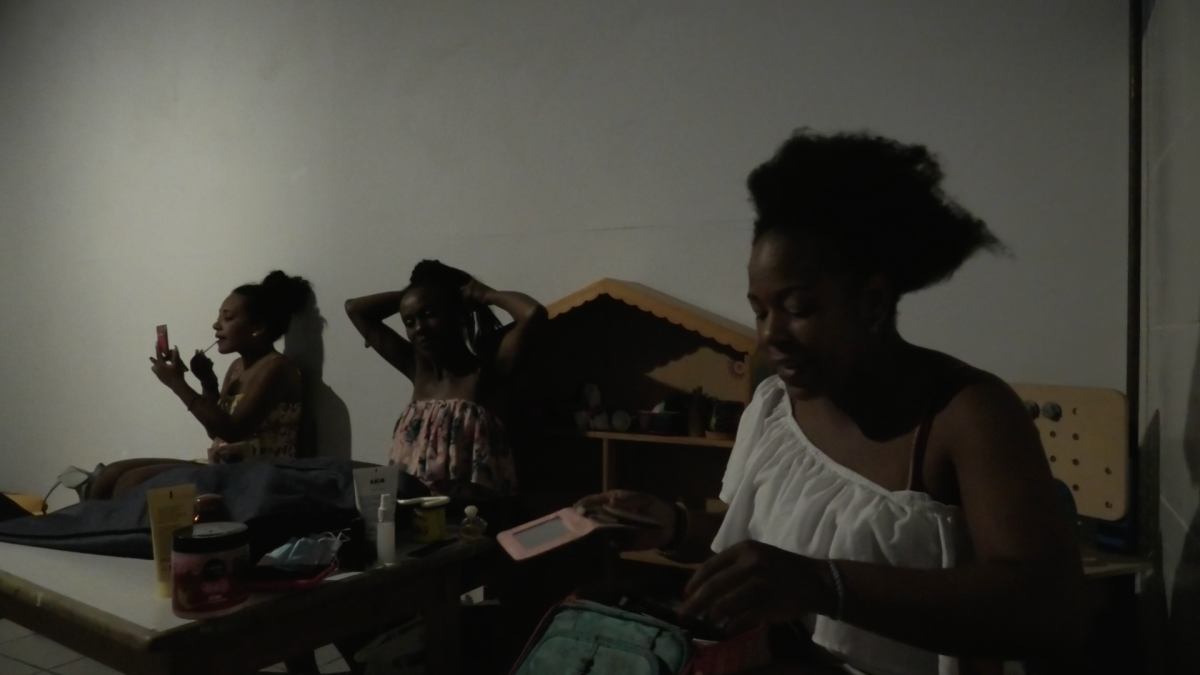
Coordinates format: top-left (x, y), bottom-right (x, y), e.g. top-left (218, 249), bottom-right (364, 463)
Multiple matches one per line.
top-left (146, 484), bottom-right (196, 598)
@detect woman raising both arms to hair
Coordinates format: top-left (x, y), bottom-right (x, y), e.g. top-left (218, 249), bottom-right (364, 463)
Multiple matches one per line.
top-left (90, 271), bottom-right (312, 499)
top-left (345, 261), bottom-right (547, 497)
top-left (578, 131), bottom-right (1086, 673)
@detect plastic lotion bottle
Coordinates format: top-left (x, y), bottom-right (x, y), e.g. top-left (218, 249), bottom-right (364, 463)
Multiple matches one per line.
top-left (147, 484), bottom-right (197, 597)
top-left (376, 494), bottom-right (396, 565)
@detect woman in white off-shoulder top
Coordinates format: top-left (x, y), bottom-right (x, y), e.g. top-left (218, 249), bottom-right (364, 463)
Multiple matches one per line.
top-left (576, 130), bottom-right (1085, 675)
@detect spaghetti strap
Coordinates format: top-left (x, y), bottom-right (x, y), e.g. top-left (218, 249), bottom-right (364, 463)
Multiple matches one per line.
top-left (907, 409), bottom-right (936, 493)
top-left (907, 363), bottom-right (971, 493)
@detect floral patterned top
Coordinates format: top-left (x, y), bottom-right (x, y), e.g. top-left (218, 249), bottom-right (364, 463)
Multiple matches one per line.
top-left (389, 399), bottom-right (517, 496)
top-left (211, 393), bottom-right (302, 461)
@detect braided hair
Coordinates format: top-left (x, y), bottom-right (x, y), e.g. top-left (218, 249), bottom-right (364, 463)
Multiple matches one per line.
top-left (402, 260), bottom-right (502, 355)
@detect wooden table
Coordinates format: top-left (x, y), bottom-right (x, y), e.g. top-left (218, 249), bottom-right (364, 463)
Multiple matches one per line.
top-left (0, 537), bottom-right (498, 675)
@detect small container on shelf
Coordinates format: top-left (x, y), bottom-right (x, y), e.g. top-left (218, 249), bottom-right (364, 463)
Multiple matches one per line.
top-left (709, 400), bottom-right (745, 440)
top-left (638, 411), bottom-right (685, 435)
top-left (688, 387), bottom-right (711, 437)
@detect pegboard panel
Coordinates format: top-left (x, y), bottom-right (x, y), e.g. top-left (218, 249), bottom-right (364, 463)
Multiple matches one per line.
top-left (1010, 384), bottom-right (1127, 521)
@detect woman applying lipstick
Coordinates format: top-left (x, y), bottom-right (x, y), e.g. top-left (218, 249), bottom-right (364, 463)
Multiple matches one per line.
top-left (576, 131), bottom-right (1086, 673)
top-left (90, 271), bottom-right (311, 499)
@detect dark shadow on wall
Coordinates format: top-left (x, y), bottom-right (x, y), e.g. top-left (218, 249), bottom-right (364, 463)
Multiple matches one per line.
top-left (283, 300), bottom-right (352, 460)
top-left (1168, 321), bottom-right (1200, 673)
top-left (1135, 409), bottom-right (1168, 674)
top-left (1142, 303), bottom-right (1200, 673)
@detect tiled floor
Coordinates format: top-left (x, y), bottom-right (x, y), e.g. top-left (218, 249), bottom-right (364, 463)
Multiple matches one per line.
top-left (0, 619), bottom-right (350, 674)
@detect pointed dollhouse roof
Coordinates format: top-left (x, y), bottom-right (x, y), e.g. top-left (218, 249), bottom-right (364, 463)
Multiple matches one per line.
top-left (545, 278), bottom-right (758, 355)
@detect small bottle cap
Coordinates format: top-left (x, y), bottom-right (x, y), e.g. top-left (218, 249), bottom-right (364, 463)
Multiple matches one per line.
top-left (465, 505), bottom-right (478, 518)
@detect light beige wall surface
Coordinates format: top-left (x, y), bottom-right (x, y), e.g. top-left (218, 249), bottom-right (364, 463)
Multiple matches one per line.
top-left (0, 1), bottom-right (1127, 505)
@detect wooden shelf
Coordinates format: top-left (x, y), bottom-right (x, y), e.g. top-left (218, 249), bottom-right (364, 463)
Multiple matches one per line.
top-left (540, 430), bottom-right (735, 449)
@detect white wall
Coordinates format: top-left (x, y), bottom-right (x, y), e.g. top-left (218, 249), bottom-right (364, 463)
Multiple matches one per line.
top-left (0, 1), bottom-right (1128, 499)
top-left (1140, 0), bottom-right (1200, 668)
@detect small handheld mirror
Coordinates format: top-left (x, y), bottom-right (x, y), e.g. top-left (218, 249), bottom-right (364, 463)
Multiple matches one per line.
top-left (497, 508), bottom-right (599, 560)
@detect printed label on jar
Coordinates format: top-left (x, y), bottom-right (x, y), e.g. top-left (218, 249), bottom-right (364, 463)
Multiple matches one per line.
top-left (412, 507), bottom-right (446, 542)
top-left (172, 546), bottom-right (249, 617)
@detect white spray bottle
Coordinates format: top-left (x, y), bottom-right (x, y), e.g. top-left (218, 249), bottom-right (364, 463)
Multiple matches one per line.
top-left (376, 494), bottom-right (396, 565)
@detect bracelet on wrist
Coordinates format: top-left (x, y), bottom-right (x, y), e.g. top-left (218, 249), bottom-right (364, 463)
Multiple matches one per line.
top-left (826, 559), bottom-right (846, 621)
top-left (186, 393), bottom-right (201, 412)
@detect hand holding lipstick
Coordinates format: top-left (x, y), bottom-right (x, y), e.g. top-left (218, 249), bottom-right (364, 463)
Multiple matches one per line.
top-left (189, 348), bottom-right (218, 391)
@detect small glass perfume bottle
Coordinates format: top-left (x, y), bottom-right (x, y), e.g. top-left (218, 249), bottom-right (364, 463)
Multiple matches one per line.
top-left (460, 505), bottom-right (487, 539)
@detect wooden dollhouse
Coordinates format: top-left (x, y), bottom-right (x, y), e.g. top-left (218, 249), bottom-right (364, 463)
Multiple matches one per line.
top-left (514, 279), bottom-right (762, 526)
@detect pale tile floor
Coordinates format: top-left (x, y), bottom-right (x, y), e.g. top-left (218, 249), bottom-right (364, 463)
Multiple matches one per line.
top-left (0, 619), bottom-right (349, 674)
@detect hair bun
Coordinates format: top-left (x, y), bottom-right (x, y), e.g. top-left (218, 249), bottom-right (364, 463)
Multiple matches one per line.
top-left (410, 259), bottom-right (473, 288)
top-left (260, 270), bottom-right (313, 316)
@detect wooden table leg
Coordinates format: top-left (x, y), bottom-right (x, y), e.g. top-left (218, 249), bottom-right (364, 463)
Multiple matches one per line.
top-left (424, 564), bottom-right (462, 675)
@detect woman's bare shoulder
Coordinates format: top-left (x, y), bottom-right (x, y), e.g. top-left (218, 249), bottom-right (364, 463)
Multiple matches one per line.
top-left (933, 359), bottom-right (1035, 449)
top-left (243, 353), bottom-right (302, 387)
top-left (224, 357), bottom-right (245, 379)
top-left (914, 348), bottom-right (1028, 435)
